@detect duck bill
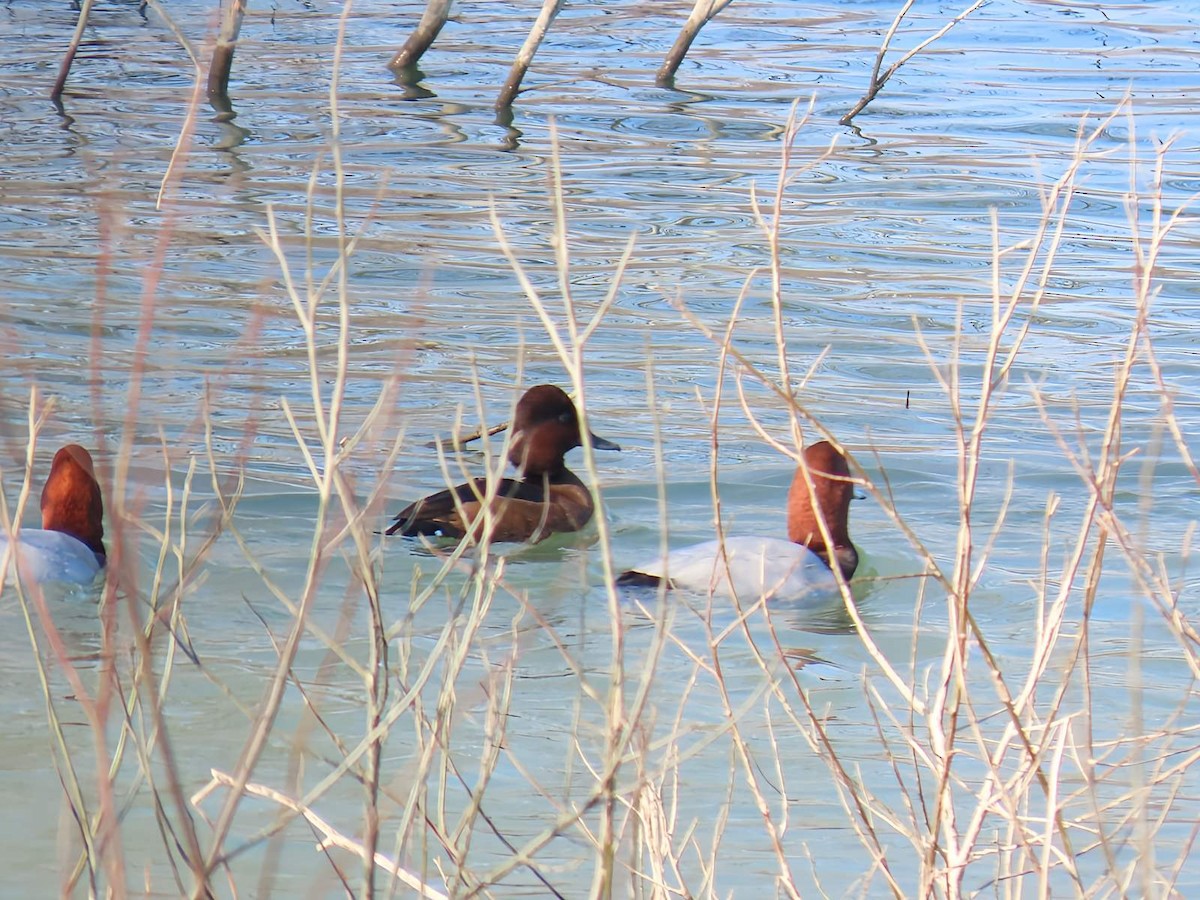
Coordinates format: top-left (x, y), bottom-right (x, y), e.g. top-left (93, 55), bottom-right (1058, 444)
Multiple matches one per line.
top-left (587, 431), bottom-right (621, 452)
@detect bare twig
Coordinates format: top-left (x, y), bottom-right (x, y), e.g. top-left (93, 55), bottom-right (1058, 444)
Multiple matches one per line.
top-left (196, 771), bottom-right (449, 900)
top-left (840, 0), bottom-right (987, 125)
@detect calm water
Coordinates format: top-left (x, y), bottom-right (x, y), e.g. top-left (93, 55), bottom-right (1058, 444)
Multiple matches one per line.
top-left (2, 0), bottom-right (1199, 895)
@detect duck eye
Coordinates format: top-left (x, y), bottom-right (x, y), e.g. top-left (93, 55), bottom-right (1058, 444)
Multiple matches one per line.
top-left (558, 411), bottom-right (574, 424)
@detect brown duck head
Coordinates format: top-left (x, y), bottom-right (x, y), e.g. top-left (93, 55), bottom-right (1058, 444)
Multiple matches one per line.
top-left (40, 444), bottom-right (106, 561)
top-left (786, 440), bottom-right (857, 578)
top-left (507, 384), bottom-right (619, 477)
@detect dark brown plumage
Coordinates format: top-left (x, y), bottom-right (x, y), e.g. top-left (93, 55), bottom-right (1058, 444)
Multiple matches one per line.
top-left (387, 385), bottom-right (619, 544)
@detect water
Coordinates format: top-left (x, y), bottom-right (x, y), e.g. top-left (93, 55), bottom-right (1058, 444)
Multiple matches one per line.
top-left (1, 0), bottom-right (1198, 894)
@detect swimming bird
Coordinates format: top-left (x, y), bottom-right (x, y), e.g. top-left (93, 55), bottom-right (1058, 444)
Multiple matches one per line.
top-left (386, 384), bottom-right (620, 544)
top-left (618, 440), bottom-right (858, 600)
top-left (0, 444), bottom-right (106, 586)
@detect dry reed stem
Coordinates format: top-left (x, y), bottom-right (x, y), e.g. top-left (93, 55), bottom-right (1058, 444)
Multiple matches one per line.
top-left (487, 118), bottom-right (636, 897)
top-left (24, 18), bottom-right (1200, 891)
top-left (3, 400), bottom-right (108, 892)
top-left (196, 769), bottom-right (449, 899)
top-left (653, 92), bottom-right (1200, 896)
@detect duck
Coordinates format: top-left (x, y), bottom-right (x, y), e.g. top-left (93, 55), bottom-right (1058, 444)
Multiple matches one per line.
top-left (617, 440), bottom-right (858, 600)
top-left (386, 384), bottom-right (620, 544)
top-left (0, 444), bottom-right (106, 586)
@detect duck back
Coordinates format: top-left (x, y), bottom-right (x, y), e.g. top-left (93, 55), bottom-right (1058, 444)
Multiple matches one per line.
top-left (623, 536), bottom-right (837, 602)
top-left (0, 529), bottom-right (104, 586)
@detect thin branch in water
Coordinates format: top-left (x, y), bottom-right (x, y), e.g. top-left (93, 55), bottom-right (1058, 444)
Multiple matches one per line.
top-left (840, 0), bottom-right (987, 126)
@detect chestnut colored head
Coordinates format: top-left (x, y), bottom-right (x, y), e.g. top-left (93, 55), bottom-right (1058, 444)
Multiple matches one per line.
top-left (40, 444), bottom-right (106, 561)
top-left (507, 385), bottom-right (619, 476)
top-left (786, 440), bottom-right (857, 578)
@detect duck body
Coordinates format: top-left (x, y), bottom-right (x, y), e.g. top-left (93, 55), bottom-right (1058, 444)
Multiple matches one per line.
top-left (387, 385), bottom-right (619, 545)
top-left (618, 535), bottom-right (836, 601)
top-left (0, 529), bottom-right (104, 585)
top-left (0, 444), bottom-right (106, 587)
top-left (388, 468), bottom-right (597, 544)
top-left (619, 440), bottom-right (858, 601)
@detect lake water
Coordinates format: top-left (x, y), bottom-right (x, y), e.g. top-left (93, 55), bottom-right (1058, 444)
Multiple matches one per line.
top-left (1, 0), bottom-right (1199, 895)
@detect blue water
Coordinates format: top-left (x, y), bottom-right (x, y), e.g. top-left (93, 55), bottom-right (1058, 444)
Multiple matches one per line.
top-left (0, 0), bottom-right (1198, 894)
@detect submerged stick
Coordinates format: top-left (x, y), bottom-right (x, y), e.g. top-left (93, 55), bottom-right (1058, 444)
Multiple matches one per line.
top-left (496, 0), bottom-right (563, 109)
top-left (840, 0), bottom-right (985, 125)
top-left (657, 0), bottom-right (733, 84)
top-left (52, 0), bottom-right (97, 101)
top-left (389, 0), bottom-right (452, 70)
top-left (208, 0), bottom-right (248, 108)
